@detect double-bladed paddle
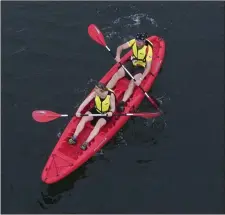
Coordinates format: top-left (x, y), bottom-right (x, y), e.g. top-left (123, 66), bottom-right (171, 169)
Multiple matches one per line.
top-left (32, 110), bottom-right (161, 123)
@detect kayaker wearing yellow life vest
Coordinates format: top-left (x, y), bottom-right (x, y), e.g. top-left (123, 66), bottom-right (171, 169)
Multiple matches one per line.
top-left (106, 32), bottom-right (153, 112)
top-left (69, 82), bottom-right (116, 150)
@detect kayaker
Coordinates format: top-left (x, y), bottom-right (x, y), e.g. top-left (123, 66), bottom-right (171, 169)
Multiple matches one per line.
top-left (68, 82), bottom-right (116, 150)
top-left (106, 32), bottom-right (153, 112)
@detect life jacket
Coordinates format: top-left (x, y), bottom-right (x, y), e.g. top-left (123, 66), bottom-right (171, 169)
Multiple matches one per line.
top-left (131, 39), bottom-right (153, 68)
top-left (95, 88), bottom-right (115, 113)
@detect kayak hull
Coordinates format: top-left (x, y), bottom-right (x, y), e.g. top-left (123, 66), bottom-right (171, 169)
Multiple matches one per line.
top-left (41, 36), bottom-right (166, 184)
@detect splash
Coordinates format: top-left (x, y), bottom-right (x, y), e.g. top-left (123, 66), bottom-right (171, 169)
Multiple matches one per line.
top-left (122, 13), bottom-right (158, 28)
top-left (123, 13), bottom-right (146, 27)
top-left (105, 31), bottom-right (122, 40)
top-left (112, 17), bottom-right (121, 24)
top-left (146, 16), bottom-right (158, 27)
top-left (102, 13), bottom-right (158, 41)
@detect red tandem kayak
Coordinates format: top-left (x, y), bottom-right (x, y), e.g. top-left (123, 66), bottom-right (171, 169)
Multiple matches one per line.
top-left (41, 35), bottom-right (166, 184)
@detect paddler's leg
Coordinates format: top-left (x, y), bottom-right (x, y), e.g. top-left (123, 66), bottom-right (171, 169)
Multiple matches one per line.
top-left (118, 73), bottom-right (142, 112)
top-left (68, 111), bottom-right (93, 144)
top-left (106, 60), bottom-right (135, 89)
top-left (106, 67), bottom-right (125, 89)
top-left (80, 118), bottom-right (107, 150)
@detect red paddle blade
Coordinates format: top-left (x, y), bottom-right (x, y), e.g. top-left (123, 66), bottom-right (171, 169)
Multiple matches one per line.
top-left (146, 95), bottom-right (160, 110)
top-left (131, 112), bottom-right (162, 119)
top-left (88, 24), bottom-right (106, 47)
top-left (32, 110), bottom-right (61, 123)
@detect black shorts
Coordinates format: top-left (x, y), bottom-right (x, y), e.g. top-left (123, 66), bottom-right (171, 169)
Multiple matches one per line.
top-left (122, 60), bottom-right (145, 80)
top-left (89, 107), bottom-right (111, 126)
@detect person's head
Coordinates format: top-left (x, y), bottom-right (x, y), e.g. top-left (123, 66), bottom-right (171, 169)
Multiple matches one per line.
top-left (94, 82), bottom-right (108, 95)
top-left (135, 32), bottom-right (148, 48)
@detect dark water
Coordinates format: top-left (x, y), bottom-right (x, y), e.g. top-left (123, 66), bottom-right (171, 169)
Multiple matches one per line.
top-left (1, 1), bottom-right (224, 213)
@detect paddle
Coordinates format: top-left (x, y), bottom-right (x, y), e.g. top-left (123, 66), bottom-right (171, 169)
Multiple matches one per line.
top-left (32, 110), bottom-right (161, 123)
top-left (32, 110), bottom-right (68, 123)
top-left (88, 24), bottom-right (163, 113)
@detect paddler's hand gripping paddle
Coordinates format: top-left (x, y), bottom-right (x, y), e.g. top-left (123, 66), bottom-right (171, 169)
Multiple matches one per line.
top-left (87, 24), bottom-right (163, 115)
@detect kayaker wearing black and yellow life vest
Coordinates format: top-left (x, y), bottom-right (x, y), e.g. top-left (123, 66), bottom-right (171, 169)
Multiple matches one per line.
top-left (69, 82), bottom-right (116, 150)
top-left (106, 32), bottom-right (153, 112)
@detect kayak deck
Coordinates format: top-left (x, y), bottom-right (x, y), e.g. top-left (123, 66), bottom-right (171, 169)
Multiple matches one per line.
top-left (41, 36), bottom-right (165, 184)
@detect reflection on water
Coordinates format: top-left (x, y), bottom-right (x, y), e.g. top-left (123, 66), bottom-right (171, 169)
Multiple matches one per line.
top-left (37, 146), bottom-right (114, 209)
top-left (37, 165), bottom-right (88, 209)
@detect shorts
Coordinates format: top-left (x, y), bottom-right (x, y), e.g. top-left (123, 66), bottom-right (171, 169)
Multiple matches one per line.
top-left (122, 60), bottom-right (145, 80)
top-left (89, 107), bottom-right (111, 126)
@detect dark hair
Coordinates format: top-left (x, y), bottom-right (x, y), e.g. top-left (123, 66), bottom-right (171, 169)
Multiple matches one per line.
top-left (95, 82), bottom-right (107, 91)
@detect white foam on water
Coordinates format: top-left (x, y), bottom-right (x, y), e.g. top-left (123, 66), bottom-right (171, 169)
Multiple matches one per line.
top-left (11, 47), bottom-right (27, 55)
top-left (114, 13), bottom-right (158, 28)
top-left (124, 13), bottom-right (145, 27)
top-left (112, 17), bottom-right (121, 24)
top-left (102, 13), bottom-right (158, 41)
top-left (105, 31), bottom-right (120, 40)
top-left (101, 26), bottom-right (112, 31)
top-left (146, 16), bottom-right (158, 27)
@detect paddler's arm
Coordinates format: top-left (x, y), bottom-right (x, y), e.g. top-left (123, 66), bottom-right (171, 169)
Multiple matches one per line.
top-left (115, 40), bottom-right (134, 62)
top-left (141, 47), bottom-right (153, 80)
top-left (109, 94), bottom-right (116, 113)
top-left (76, 91), bottom-right (96, 113)
top-left (141, 60), bottom-right (152, 80)
top-left (107, 93), bottom-right (116, 117)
